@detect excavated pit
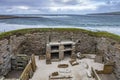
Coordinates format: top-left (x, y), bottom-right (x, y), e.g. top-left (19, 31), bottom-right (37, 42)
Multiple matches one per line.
top-left (0, 29), bottom-right (120, 80)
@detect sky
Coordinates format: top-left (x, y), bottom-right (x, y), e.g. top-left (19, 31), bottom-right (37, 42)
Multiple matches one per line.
top-left (0, 0), bottom-right (120, 14)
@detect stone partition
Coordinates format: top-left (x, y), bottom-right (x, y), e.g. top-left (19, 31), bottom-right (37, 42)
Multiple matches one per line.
top-left (91, 67), bottom-right (101, 80)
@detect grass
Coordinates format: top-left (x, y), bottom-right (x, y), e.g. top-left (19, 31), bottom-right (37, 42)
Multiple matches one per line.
top-left (0, 28), bottom-right (120, 41)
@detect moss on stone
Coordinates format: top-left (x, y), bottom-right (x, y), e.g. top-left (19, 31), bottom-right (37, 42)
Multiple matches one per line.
top-left (0, 28), bottom-right (120, 41)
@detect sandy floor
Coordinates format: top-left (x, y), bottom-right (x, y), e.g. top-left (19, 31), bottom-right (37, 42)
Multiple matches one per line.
top-left (30, 56), bottom-right (104, 80)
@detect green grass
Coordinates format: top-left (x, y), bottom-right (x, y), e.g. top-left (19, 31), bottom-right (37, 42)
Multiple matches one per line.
top-left (0, 28), bottom-right (120, 41)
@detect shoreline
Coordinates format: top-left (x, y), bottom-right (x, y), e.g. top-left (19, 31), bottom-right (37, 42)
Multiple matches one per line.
top-left (0, 23), bottom-right (120, 35)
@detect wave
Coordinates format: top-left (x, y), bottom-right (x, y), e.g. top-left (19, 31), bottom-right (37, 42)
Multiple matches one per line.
top-left (0, 23), bottom-right (120, 35)
top-left (76, 26), bottom-right (120, 35)
top-left (40, 15), bottom-right (70, 18)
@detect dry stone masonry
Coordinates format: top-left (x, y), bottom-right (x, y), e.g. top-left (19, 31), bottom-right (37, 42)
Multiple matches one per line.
top-left (0, 30), bottom-right (120, 79)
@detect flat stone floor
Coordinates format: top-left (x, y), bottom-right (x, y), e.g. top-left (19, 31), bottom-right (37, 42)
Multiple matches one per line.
top-left (30, 56), bottom-right (104, 80)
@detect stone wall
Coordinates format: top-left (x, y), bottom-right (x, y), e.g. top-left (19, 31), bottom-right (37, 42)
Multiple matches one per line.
top-left (96, 37), bottom-right (120, 79)
top-left (12, 31), bottom-right (98, 55)
top-left (0, 39), bottom-right (11, 76)
top-left (0, 30), bottom-right (120, 79)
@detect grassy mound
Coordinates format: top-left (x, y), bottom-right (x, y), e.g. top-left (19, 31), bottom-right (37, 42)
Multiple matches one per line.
top-left (0, 28), bottom-right (120, 41)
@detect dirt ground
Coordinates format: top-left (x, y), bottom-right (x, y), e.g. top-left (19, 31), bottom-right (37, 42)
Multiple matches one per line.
top-left (5, 70), bottom-right (23, 79)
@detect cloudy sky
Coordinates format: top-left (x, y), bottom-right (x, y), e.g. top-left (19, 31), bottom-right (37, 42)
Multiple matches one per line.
top-left (0, 0), bottom-right (120, 14)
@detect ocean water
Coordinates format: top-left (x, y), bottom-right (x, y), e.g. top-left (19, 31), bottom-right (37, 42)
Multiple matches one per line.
top-left (0, 14), bottom-right (120, 35)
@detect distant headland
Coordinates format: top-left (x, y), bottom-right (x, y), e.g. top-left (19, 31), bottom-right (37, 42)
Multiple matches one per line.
top-left (0, 15), bottom-right (43, 19)
top-left (0, 12), bottom-right (120, 19)
top-left (0, 15), bottom-right (19, 19)
top-left (88, 11), bottom-right (120, 15)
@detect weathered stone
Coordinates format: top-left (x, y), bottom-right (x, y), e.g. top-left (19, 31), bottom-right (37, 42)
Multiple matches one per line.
top-left (11, 54), bottom-right (29, 70)
top-left (0, 31), bottom-right (119, 79)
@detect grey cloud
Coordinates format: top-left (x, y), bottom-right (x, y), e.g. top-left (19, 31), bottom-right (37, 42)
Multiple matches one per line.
top-left (52, 0), bottom-right (80, 5)
top-left (0, 0), bottom-right (51, 7)
top-left (0, 0), bottom-right (119, 14)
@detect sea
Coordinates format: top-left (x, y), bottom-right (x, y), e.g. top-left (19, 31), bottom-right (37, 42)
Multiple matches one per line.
top-left (0, 14), bottom-right (120, 35)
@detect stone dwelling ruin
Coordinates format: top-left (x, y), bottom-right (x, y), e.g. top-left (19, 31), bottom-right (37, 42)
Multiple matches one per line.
top-left (0, 28), bottom-right (120, 80)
